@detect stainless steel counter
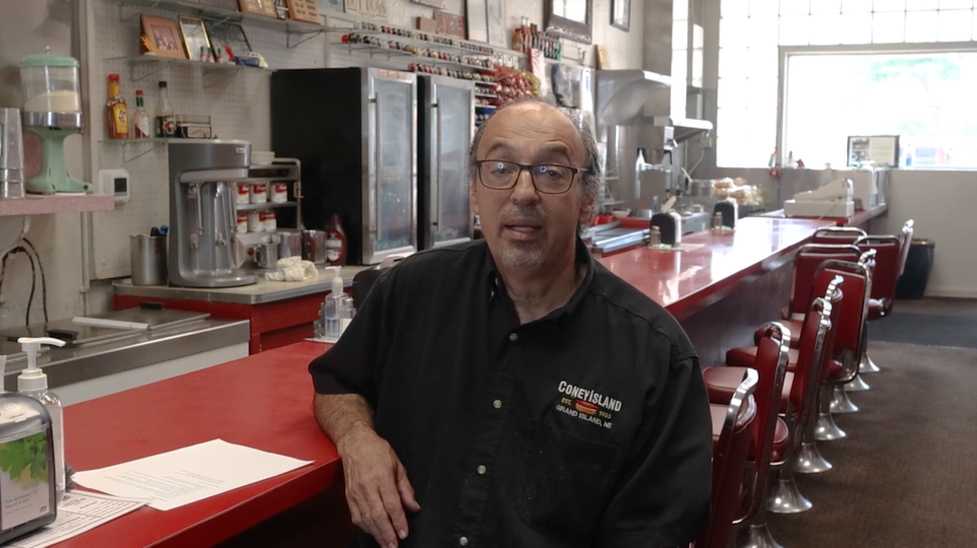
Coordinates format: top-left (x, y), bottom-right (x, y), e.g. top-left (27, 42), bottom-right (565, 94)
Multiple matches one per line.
top-left (0, 317), bottom-right (249, 395)
top-left (113, 265), bottom-right (371, 305)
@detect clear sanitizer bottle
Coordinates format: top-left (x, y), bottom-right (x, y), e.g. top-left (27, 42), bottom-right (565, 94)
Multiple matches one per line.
top-left (17, 337), bottom-right (67, 500)
top-left (325, 268), bottom-right (344, 340)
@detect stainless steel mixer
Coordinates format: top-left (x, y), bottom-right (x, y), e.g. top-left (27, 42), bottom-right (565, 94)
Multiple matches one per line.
top-left (167, 141), bottom-right (257, 288)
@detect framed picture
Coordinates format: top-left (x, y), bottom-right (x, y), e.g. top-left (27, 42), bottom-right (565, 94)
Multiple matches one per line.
top-left (178, 17), bottom-right (212, 62)
top-left (204, 20), bottom-right (252, 63)
top-left (466, 0), bottom-right (488, 43)
top-left (486, 0), bottom-right (506, 47)
top-left (344, 0), bottom-right (360, 15)
top-left (238, 0), bottom-right (278, 18)
top-left (545, 0), bottom-right (592, 44)
top-left (140, 15), bottom-right (186, 59)
top-left (286, 0), bottom-right (321, 23)
top-left (611, 0), bottom-right (629, 32)
top-left (317, 0), bottom-right (344, 13)
top-left (435, 11), bottom-right (466, 39)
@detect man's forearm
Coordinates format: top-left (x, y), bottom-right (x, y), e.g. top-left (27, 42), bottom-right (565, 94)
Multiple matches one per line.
top-left (313, 393), bottom-right (376, 454)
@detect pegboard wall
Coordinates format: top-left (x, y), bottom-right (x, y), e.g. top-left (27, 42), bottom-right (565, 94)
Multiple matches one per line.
top-left (90, 0), bottom-right (330, 279)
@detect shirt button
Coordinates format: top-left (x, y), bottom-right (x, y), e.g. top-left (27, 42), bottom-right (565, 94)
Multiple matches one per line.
top-left (459, 536), bottom-right (469, 546)
top-left (477, 465), bottom-right (487, 475)
top-left (492, 399), bottom-right (502, 409)
top-left (509, 333), bottom-right (518, 342)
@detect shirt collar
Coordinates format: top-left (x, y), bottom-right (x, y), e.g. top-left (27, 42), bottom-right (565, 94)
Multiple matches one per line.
top-left (484, 236), bottom-right (596, 320)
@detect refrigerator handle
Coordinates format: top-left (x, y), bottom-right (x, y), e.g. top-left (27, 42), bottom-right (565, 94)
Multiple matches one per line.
top-left (372, 93), bottom-right (382, 242)
top-left (434, 99), bottom-right (443, 231)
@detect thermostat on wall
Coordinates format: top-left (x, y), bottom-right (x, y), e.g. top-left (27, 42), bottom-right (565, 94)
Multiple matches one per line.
top-left (98, 169), bottom-right (130, 204)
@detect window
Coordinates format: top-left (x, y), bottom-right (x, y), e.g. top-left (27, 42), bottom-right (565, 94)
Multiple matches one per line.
top-left (717, 0), bottom-right (977, 167)
top-left (784, 50), bottom-right (977, 168)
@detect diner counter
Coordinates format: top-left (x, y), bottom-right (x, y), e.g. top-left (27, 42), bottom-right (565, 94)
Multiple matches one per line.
top-left (61, 341), bottom-right (341, 548)
top-left (56, 217), bottom-right (836, 546)
top-left (598, 216), bottom-right (834, 321)
top-left (113, 265), bottom-right (371, 305)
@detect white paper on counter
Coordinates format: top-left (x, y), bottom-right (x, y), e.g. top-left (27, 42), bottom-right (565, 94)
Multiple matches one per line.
top-left (7, 491), bottom-right (148, 548)
top-left (72, 439), bottom-right (313, 511)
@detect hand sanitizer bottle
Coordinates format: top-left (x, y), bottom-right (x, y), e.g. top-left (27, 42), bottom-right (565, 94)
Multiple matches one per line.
top-left (17, 337), bottom-right (67, 501)
top-left (325, 268), bottom-right (344, 340)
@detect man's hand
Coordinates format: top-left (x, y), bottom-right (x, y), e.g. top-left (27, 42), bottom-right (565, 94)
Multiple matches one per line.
top-left (338, 424), bottom-right (421, 548)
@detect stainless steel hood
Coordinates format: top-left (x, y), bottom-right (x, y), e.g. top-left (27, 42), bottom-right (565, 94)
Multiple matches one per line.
top-left (653, 116), bottom-right (713, 143)
top-left (595, 70), bottom-right (671, 127)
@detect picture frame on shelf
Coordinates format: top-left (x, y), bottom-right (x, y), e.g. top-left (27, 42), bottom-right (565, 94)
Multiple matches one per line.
top-left (178, 17), bottom-right (212, 62)
top-left (611, 0), bottom-right (630, 32)
top-left (205, 20), bottom-right (253, 64)
top-left (140, 15), bottom-right (187, 59)
top-left (465, 0), bottom-right (488, 43)
top-left (238, 0), bottom-right (278, 18)
top-left (286, 0), bottom-right (322, 23)
top-left (545, 0), bottom-right (592, 44)
top-left (344, 0), bottom-right (361, 15)
top-left (435, 11), bottom-right (466, 39)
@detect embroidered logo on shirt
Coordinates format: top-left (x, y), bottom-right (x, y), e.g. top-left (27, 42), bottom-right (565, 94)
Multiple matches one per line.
top-left (555, 380), bottom-right (621, 429)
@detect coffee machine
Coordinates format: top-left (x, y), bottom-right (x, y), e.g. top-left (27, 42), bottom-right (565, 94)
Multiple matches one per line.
top-left (168, 141), bottom-right (257, 287)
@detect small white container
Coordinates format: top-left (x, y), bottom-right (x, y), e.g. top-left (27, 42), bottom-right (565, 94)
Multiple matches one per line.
top-left (261, 210), bottom-right (277, 232)
top-left (252, 150), bottom-right (275, 165)
top-left (235, 183), bottom-right (250, 205)
top-left (270, 182), bottom-right (288, 203)
top-left (247, 210), bottom-right (261, 232)
top-left (236, 212), bottom-right (248, 233)
top-left (250, 183), bottom-right (267, 204)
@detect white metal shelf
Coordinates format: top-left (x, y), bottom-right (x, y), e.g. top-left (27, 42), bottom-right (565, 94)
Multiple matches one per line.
top-left (236, 201), bottom-right (298, 211)
top-left (103, 55), bottom-right (273, 83)
top-left (336, 43), bottom-right (495, 73)
top-left (0, 195), bottom-right (115, 217)
top-left (108, 0), bottom-right (325, 34)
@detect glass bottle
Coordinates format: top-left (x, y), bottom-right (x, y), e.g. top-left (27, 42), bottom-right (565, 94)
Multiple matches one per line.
top-left (154, 80), bottom-right (175, 138)
top-left (131, 89), bottom-right (151, 139)
top-left (105, 73), bottom-right (129, 139)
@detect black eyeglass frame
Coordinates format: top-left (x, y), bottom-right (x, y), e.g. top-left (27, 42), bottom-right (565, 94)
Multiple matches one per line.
top-left (473, 159), bottom-right (590, 195)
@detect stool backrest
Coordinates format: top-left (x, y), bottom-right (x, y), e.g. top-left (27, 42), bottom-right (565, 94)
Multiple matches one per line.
top-left (788, 244), bottom-right (861, 317)
top-left (704, 369), bottom-right (758, 548)
top-left (792, 287), bottom-right (840, 430)
top-left (738, 322), bottom-right (791, 528)
top-left (856, 236), bottom-right (901, 302)
top-left (814, 261), bottom-right (870, 372)
top-left (897, 219), bottom-right (915, 276)
top-left (811, 226), bottom-right (867, 245)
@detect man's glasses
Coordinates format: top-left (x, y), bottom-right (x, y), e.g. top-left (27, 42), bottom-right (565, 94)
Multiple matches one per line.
top-left (474, 159), bottom-right (589, 195)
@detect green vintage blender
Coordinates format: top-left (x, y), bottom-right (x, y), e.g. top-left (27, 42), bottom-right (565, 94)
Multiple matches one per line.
top-left (19, 49), bottom-right (91, 194)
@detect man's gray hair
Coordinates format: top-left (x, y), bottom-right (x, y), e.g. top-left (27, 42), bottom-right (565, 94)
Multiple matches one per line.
top-left (467, 98), bottom-right (602, 234)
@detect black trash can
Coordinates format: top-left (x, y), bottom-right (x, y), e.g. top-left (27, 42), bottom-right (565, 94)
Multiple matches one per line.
top-left (896, 238), bottom-right (935, 299)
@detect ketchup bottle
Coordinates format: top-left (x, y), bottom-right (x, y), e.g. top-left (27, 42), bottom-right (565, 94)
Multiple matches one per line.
top-left (325, 214), bottom-right (347, 266)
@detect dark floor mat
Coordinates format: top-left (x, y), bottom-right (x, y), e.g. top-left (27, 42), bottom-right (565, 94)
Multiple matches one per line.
top-left (869, 312), bottom-right (977, 349)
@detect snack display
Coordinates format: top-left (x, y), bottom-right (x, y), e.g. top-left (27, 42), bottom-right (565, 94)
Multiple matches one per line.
top-left (494, 67), bottom-right (540, 106)
top-left (713, 177), bottom-right (763, 206)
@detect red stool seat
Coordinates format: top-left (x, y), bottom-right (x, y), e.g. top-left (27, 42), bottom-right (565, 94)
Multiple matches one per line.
top-left (710, 403), bottom-right (726, 444)
top-left (704, 366), bottom-right (794, 414)
top-left (749, 417), bottom-right (789, 463)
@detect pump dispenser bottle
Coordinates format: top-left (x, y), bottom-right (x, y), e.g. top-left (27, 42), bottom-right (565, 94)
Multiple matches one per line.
top-left (17, 337), bottom-right (67, 500)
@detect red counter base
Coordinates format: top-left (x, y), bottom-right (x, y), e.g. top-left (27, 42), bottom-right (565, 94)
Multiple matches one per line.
top-left (62, 342), bottom-right (350, 548)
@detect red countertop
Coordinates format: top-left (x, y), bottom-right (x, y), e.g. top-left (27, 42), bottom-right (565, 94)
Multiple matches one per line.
top-left (60, 341), bottom-right (336, 548)
top-left (598, 217), bottom-right (833, 320)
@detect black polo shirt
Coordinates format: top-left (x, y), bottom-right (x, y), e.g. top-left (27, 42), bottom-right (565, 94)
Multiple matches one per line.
top-left (309, 239), bottom-right (711, 548)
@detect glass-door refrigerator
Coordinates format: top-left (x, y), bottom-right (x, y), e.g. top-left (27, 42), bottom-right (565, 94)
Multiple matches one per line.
top-left (416, 74), bottom-right (475, 250)
top-left (271, 67), bottom-right (417, 265)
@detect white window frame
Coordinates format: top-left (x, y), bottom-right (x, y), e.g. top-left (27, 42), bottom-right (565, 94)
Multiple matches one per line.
top-left (776, 41), bottom-right (977, 168)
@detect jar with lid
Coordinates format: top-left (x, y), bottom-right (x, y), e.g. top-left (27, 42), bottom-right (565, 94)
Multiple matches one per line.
top-left (19, 50), bottom-right (81, 114)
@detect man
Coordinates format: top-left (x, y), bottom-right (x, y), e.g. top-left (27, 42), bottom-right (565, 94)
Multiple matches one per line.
top-left (310, 99), bottom-right (712, 548)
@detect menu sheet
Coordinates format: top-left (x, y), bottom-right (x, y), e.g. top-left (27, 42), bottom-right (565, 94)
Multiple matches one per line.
top-left (72, 439), bottom-right (313, 511)
top-left (8, 491), bottom-right (148, 548)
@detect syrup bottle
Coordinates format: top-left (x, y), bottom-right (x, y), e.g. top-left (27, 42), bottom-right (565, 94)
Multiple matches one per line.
top-left (105, 74), bottom-right (129, 139)
top-left (324, 214), bottom-right (347, 266)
